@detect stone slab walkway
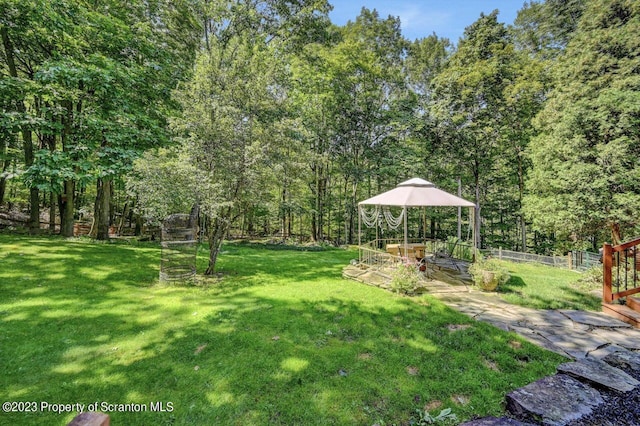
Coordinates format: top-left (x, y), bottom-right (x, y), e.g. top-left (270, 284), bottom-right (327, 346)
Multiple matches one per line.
top-left (430, 288), bottom-right (640, 360)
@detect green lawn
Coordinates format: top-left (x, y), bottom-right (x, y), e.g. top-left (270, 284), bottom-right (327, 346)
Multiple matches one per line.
top-left (496, 260), bottom-right (602, 311)
top-left (0, 235), bottom-right (565, 425)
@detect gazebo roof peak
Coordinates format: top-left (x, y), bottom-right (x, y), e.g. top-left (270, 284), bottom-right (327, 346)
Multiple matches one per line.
top-left (397, 178), bottom-right (435, 188)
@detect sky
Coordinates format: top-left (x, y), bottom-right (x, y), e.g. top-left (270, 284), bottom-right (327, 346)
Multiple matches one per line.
top-left (328, 0), bottom-right (526, 43)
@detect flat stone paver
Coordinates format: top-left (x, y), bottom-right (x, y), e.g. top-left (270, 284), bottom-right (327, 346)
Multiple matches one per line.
top-left (459, 417), bottom-right (536, 426)
top-left (345, 263), bottom-right (640, 424)
top-left (505, 374), bottom-right (604, 425)
top-left (558, 310), bottom-right (632, 328)
top-left (557, 358), bottom-right (640, 393)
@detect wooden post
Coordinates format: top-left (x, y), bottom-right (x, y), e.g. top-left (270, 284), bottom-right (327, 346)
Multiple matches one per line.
top-left (603, 243), bottom-right (613, 304)
top-left (567, 251), bottom-right (573, 270)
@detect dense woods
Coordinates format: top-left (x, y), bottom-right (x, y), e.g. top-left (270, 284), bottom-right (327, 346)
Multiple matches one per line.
top-left (1, 0), bottom-right (639, 273)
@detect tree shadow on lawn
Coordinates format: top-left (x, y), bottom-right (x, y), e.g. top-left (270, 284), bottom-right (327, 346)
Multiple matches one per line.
top-left (1, 285), bottom-right (566, 426)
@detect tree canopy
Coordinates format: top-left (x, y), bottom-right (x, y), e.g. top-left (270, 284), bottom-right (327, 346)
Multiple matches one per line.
top-left (2, 0), bottom-right (638, 268)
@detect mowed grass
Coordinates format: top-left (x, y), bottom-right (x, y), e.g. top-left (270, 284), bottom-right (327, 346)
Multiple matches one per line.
top-left (0, 235), bottom-right (566, 425)
top-left (496, 260), bottom-right (602, 311)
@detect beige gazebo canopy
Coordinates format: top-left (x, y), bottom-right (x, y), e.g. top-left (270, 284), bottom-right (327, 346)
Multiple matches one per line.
top-left (358, 178), bottom-right (477, 252)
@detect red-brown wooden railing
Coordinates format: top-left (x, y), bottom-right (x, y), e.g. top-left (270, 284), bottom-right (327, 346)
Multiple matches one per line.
top-left (603, 237), bottom-right (640, 304)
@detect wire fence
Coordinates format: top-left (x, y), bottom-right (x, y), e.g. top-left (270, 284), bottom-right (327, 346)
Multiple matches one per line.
top-left (489, 248), bottom-right (601, 272)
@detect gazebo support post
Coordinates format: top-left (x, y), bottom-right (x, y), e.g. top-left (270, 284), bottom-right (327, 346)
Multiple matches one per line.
top-left (457, 178), bottom-right (462, 240)
top-left (403, 206), bottom-right (408, 259)
top-left (471, 205), bottom-right (478, 261)
top-left (358, 205), bottom-right (361, 263)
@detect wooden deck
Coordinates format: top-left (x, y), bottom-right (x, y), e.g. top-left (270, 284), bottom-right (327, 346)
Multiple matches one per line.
top-left (602, 302), bottom-right (640, 329)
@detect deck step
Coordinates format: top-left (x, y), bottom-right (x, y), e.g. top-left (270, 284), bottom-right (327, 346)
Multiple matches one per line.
top-left (602, 302), bottom-right (640, 328)
top-left (627, 295), bottom-right (640, 312)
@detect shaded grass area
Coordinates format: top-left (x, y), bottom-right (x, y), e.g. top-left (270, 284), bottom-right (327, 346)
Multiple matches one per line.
top-left (0, 234), bottom-right (566, 425)
top-left (496, 260), bottom-right (602, 311)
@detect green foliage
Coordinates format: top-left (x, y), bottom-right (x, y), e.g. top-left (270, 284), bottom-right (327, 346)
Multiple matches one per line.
top-left (127, 148), bottom-right (202, 223)
top-left (513, 0), bottom-right (587, 56)
top-left (524, 0), bottom-right (640, 244)
top-left (571, 266), bottom-right (603, 293)
top-left (390, 262), bottom-right (421, 294)
top-left (1, 0), bottom-right (635, 257)
top-left (414, 407), bottom-right (458, 425)
top-left (469, 255), bottom-right (511, 291)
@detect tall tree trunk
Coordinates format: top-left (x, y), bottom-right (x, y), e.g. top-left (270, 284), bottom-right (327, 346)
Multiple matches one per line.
top-left (474, 166), bottom-right (482, 249)
top-left (611, 222), bottom-right (622, 246)
top-left (61, 180), bottom-right (75, 237)
top-left (2, 27), bottom-right (39, 232)
top-left (517, 151), bottom-right (527, 251)
top-left (44, 132), bottom-right (56, 232)
top-left (93, 178), bottom-right (111, 240)
top-left (49, 192), bottom-right (56, 232)
top-left (60, 100), bottom-right (75, 237)
top-left (0, 155), bottom-right (9, 205)
top-left (281, 184), bottom-right (288, 238)
top-left (206, 215), bottom-right (228, 275)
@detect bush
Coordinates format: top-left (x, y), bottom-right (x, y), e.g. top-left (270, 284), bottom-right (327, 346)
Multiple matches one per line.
top-left (390, 262), bottom-right (421, 294)
top-left (572, 266), bottom-right (602, 292)
top-left (469, 255), bottom-right (510, 291)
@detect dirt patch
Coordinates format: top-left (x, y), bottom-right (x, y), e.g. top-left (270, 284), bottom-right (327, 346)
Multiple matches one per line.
top-left (358, 352), bottom-right (373, 360)
top-left (424, 400), bottom-right (443, 411)
top-left (451, 394), bottom-right (470, 405)
top-left (447, 324), bottom-right (471, 332)
top-left (483, 358), bottom-right (500, 371)
top-left (406, 366), bottom-right (419, 376)
top-left (194, 344), bottom-right (208, 355)
top-left (509, 340), bottom-right (522, 350)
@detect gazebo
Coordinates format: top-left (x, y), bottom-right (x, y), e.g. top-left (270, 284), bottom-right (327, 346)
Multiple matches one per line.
top-left (357, 178), bottom-right (477, 264)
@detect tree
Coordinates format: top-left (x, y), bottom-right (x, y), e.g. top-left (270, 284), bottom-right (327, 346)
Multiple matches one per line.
top-left (1, 0), bottom-right (200, 237)
top-left (328, 8), bottom-right (410, 244)
top-left (135, 0), bottom-right (332, 274)
top-left (513, 0), bottom-right (586, 58)
top-left (524, 0), bottom-right (640, 247)
top-left (431, 11), bottom-right (516, 247)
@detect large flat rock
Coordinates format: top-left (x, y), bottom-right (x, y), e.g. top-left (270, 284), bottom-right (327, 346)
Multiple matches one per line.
top-left (506, 374), bottom-right (603, 425)
top-left (558, 310), bottom-right (631, 328)
top-left (602, 350), bottom-right (640, 375)
top-left (459, 417), bottom-right (535, 426)
top-left (557, 357), bottom-right (640, 393)
top-left (590, 327), bottom-right (640, 351)
top-left (544, 330), bottom-right (611, 359)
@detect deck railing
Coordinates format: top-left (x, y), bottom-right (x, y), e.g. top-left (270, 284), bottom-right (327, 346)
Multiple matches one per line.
top-left (358, 238), bottom-right (475, 270)
top-left (603, 237), bottom-right (640, 304)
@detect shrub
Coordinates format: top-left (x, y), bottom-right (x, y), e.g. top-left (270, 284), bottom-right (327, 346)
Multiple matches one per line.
top-left (469, 255), bottom-right (510, 291)
top-left (572, 266), bottom-right (602, 292)
top-left (390, 261), bottom-right (421, 294)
